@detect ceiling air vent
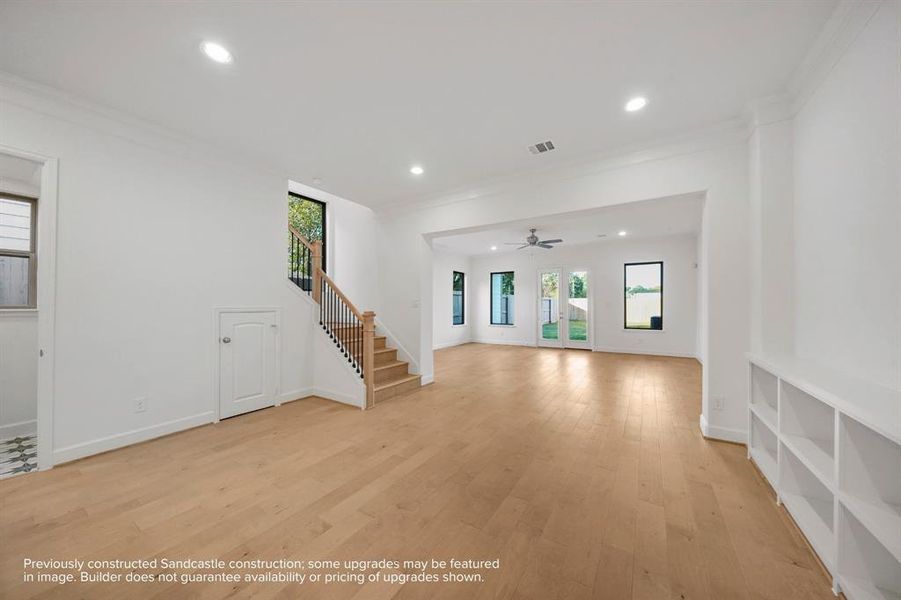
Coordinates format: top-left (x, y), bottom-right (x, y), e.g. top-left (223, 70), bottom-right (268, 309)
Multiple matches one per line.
top-left (528, 140), bottom-right (556, 155)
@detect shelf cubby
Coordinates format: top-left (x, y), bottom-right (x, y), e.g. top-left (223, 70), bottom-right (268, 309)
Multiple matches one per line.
top-left (747, 353), bottom-right (901, 596)
top-left (780, 380), bottom-right (835, 487)
top-left (750, 363), bottom-right (779, 431)
top-left (750, 411), bottom-right (779, 488)
top-left (838, 506), bottom-right (901, 600)
top-left (780, 442), bottom-right (836, 569)
top-left (839, 415), bottom-right (901, 564)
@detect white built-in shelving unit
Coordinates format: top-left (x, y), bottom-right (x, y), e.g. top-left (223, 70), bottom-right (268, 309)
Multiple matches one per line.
top-left (747, 353), bottom-right (901, 599)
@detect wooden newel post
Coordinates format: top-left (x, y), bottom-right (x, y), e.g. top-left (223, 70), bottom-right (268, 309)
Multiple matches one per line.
top-left (362, 311), bottom-right (376, 410)
top-left (311, 240), bottom-right (323, 304)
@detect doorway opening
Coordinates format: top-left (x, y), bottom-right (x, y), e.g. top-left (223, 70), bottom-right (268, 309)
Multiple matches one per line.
top-left (0, 152), bottom-right (44, 478)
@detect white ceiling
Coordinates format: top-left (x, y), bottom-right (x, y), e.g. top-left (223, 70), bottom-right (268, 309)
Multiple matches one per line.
top-left (0, 1), bottom-right (835, 207)
top-left (432, 193), bottom-right (704, 256)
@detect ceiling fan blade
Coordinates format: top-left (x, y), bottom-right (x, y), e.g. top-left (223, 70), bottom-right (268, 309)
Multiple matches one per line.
top-left (537, 243), bottom-right (554, 249)
top-left (516, 244), bottom-right (529, 250)
top-left (539, 238), bottom-right (562, 244)
top-left (504, 242), bottom-right (525, 245)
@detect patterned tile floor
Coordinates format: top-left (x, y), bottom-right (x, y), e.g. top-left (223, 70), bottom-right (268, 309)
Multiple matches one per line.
top-left (0, 435), bottom-right (37, 479)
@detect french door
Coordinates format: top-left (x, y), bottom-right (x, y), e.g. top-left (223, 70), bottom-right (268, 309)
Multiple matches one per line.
top-left (537, 268), bottom-right (591, 349)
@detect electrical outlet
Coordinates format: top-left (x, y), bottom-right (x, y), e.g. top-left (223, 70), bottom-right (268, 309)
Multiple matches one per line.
top-left (134, 397), bottom-right (148, 413)
top-left (713, 397), bottom-right (725, 410)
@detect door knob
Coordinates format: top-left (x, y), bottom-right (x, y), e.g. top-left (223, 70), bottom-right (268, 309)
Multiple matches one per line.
top-left (221, 337), bottom-right (231, 344)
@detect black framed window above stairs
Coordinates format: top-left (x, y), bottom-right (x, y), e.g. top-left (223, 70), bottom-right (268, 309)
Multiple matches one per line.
top-left (288, 192), bottom-right (326, 272)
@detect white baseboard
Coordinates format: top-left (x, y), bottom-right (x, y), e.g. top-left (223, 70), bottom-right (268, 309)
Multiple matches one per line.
top-left (593, 346), bottom-right (698, 359)
top-left (53, 411), bottom-right (214, 465)
top-left (309, 387), bottom-right (364, 408)
top-left (0, 419), bottom-right (37, 440)
top-left (421, 374), bottom-right (434, 385)
top-left (699, 414), bottom-right (747, 444)
top-left (471, 338), bottom-right (533, 347)
top-left (278, 387), bottom-right (315, 405)
top-left (433, 340), bottom-right (471, 350)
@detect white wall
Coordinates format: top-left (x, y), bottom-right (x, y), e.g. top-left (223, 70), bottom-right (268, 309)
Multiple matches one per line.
top-left (431, 249), bottom-right (472, 349)
top-left (465, 235), bottom-right (698, 357)
top-left (378, 133), bottom-right (750, 441)
top-left (288, 180), bottom-right (381, 313)
top-left (0, 82), bottom-right (322, 462)
top-left (0, 312), bottom-right (37, 438)
top-left (792, 0), bottom-right (900, 390)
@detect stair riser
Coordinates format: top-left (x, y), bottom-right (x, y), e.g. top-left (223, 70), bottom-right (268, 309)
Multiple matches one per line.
top-left (375, 363), bottom-right (409, 384)
top-left (374, 376), bottom-right (421, 403)
top-left (374, 350), bottom-right (397, 366)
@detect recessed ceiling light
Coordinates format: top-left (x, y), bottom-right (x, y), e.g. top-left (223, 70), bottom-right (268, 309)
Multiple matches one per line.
top-left (409, 165), bottom-right (424, 175)
top-left (490, 246), bottom-right (498, 251)
top-left (624, 97), bottom-right (647, 112)
top-left (202, 41), bottom-right (233, 64)
top-left (618, 230), bottom-right (628, 236)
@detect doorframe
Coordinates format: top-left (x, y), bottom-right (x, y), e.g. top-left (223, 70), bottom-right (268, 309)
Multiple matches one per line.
top-left (211, 307), bottom-right (281, 422)
top-left (0, 144), bottom-right (59, 471)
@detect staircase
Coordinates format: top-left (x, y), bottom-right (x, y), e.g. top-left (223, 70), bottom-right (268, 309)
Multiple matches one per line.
top-left (289, 226), bottom-right (421, 408)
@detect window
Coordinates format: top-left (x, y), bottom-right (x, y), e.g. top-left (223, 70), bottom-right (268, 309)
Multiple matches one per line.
top-left (288, 192), bottom-right (326, 271)
top-left (0, 194), bottom-right (37, 308)
top-left (452, 271), bottom-right (465, 325)
top-left (624, 262), bottom-right (663, 330)
top-left (490, 271), bottom-right (514, 325)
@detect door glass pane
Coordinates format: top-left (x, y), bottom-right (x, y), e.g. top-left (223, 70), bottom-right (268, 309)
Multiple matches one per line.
top-left (540, 272), bottom-right (559, 340)
top-left (625, 262), bottom-right (663, 329)
top-left (0, 198), bottom-right (32, 252)
top-left (568, 271), bottom-right (588, 341)
top-left (0, 255), bottom-right (29, 306)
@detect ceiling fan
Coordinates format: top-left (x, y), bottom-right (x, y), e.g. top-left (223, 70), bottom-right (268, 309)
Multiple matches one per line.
top-left (505, 228), bottom-right (563, 250)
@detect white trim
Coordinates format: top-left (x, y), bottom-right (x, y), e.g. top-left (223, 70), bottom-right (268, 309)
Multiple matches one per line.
top-left (0, 145), bottom-right (59, 473)
top-left (699, 413), bottom-right (747, 444)
top-left (374, 317), bottom-right (420, 374)
top-left (787, 0), bottom-right (882, 115)
top-left (0, 419), bottom-right (37, 439)
top-left (0, 309), bottom-right (38, 318)
top-left (309, 387), bottom-right (364, 408)
top-left (53, 411), bottom-right (214, 465)
top-left (420, 374), bottom-right (435, 385)
top-left (433, 340), bottom-right (471, 350)
top-left (471, 339), bottom-right (533, 347)
top-left (211, 307), bottom-right (281, 422)
top-left (592, 346), bottom-right (697, 359)
top-left (278, 387), bottom-right (315, 405)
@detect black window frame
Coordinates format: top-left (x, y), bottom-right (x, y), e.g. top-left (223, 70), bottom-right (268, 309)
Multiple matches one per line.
top-left (452, 270), bottom-right (465, 325)
top-left (623, 261), bottom-right (664, 330)
top-left (288, 191), bottom-right (327, 272)
top-left (490, 271), bottom-right (515, 326)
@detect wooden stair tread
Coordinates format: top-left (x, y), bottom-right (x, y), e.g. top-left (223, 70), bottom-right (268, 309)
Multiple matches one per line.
top-left (374, 373), bottom-right (421, 391)
top-left (374, 360), bottom-right (407, 371)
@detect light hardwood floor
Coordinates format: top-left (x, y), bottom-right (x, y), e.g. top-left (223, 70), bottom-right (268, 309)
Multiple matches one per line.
top-left (1, 344), bottom-right (834, 599)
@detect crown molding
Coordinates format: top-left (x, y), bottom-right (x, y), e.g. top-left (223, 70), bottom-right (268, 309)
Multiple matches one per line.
top-left (787, 0), bottom-right (882, 115)
top-left (0, 70), bottom-right (283, 181)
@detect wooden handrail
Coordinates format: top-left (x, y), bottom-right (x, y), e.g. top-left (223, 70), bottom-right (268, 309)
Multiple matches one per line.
top-left (317, 267), bottom-right (364, 320)
top-left (289, 225), bottom-right (315, 251)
